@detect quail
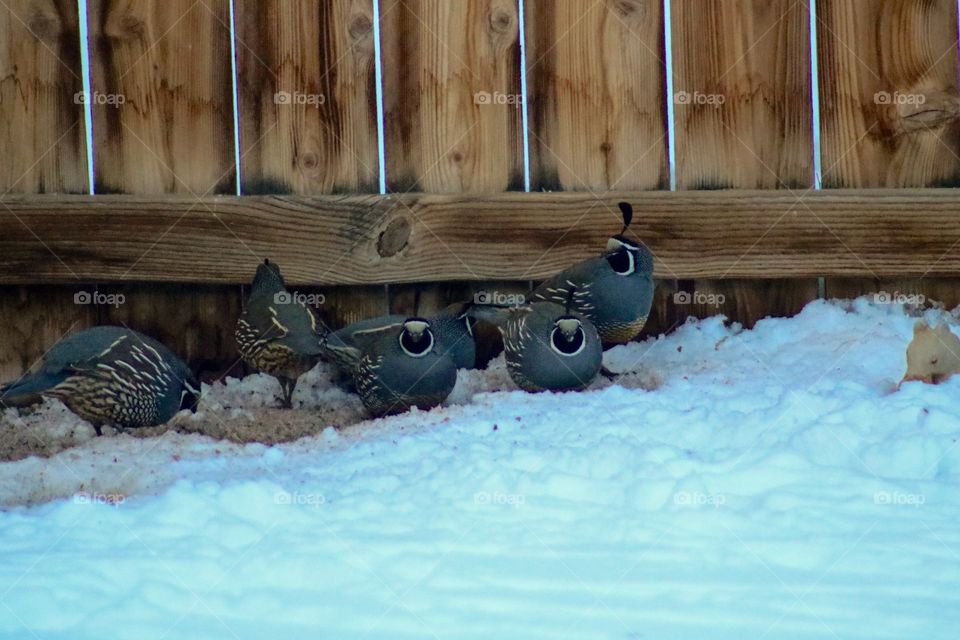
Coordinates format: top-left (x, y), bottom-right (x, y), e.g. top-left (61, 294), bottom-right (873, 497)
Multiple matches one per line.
top-left (0, 326), bottom-right (200, 435)
top-left (331, 302), bottom-right (476, 370)
top-left (469, 300), bottom-right (603, 393)
top-left (236, 259), bottom-right (325, 408)
top-left (322, 317), bottom-right (457, 417)
top-left (532, 202), bottom-right (654, 346)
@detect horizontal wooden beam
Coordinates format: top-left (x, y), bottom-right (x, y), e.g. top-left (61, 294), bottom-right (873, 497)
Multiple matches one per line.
top-left (1, 190), bottom-right (959, 285)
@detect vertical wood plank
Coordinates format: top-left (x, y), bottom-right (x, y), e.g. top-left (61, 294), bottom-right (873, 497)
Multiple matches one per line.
top-left (525, 0), bottom-right (668, 191)
top-left (524, 0), bottom-right (673, 335)
top-left (0, 287), bottom-right (97, 382)
top-left (670, 0), bottom-right (818, 327)
top-left (235, 0), bottom-right (385, 328)
top-left (0, 0), bottom-right (87, 193)
top-left (88, 0), bottom-right (235, 194)
top-left (818, 0), bottom-right (960, 188)
top-left (380, 0), bottom-right (524, 359)
top-left (819, 0), bottom-right (960, 303)
top-left (381, 0), bottom-right (524, 193)
top-left (235, 0), bottom-right (380, 195)
top-left (85, 0), bottom-right (239, 375)
top-left (0, 1), bottom-right (92, 381)
top-left (673, 0), bottom-right (813, 190)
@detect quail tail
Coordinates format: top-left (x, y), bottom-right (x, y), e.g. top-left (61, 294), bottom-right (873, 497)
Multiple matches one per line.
top-left (0, 372), bottom-right (68, 407)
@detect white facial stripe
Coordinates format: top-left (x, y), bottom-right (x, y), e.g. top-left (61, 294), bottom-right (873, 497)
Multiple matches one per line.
top-left (550, 326), bottom-right (587, 357)
top-left (399, 327), bottom-right (434, 358)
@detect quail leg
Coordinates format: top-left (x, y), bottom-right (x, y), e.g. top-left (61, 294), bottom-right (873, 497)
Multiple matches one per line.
top-left (278, 377), bottom-right (295, 409)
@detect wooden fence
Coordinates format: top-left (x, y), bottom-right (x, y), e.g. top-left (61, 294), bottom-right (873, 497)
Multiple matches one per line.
top-left (1, 0), bottom-right (960, 381)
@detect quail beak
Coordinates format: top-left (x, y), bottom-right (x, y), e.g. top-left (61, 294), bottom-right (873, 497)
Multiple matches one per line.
top-left (403, 319), bottom-right (430, 340)
top-left (555, 318), bottom-right (582, 340)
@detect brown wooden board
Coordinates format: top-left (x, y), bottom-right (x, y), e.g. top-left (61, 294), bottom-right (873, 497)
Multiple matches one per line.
top-left (381, 0), bottom-right (524, 193)
top-left (88, 0), bottom-right (235, 194)
top-left (524, 0), bottom-right (669, 191)
top-left (523, 0), bottom-right (672, 335)
top-left (818, 0), bottom-right (960, 304)
top-left (83, 0), bottom-right (238, 375)
top-left (380, 0), bottom-right (527, 350)
top-left (671, 0), bottom-right (819, 328)
top-left (818, 0), bottom-right (960, 188)
top-left (4, 191), bottom-right (960, 284)
top-left (0, 1), bottom-right (91, 381)
top-left (0, 0), bottom-right (88, 194)
top-left (235, 0), bottom-right (380, 195)
top-left (0, 286), bottom-right (97, 382)
top-left (234, 0), bottom-right (384, 330)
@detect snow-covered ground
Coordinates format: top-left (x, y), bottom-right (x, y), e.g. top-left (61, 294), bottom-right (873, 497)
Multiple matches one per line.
top-left (1, 298), bottom-right (959, 639)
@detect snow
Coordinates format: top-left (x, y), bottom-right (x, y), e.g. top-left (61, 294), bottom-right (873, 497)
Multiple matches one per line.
top-left (1, 298), bottom-right (959, 639)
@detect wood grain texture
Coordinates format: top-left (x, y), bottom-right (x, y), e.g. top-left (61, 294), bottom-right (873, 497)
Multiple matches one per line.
top-left (88, 0), bottom-right (235, 194)
top-left (235, 0), bottom-right (379, 194)
top-left (673, 0), bottom-right (813, 189)
top-left (312, 285), bottom-right (388, 333)
top-left (818, 0), bottom-right (960, 188)
top-left (671, 0), bottom-right (818, 326)
top-left (0, 2), bottom-right (91, 381)
top-left (3, 190), bottom-right (960, 283)
top-left (525, 0), bottom-right (668, 191)
top-left (819, 0), bottom-right (960, 304)
top-left (0, 287), bottom-right (97, 382)
top-left (381, 0), bottom-right (524, 192)
top-left (0, 0), bottom-right (87, 193)
top-left (234, 0), bottom-right (383, 329)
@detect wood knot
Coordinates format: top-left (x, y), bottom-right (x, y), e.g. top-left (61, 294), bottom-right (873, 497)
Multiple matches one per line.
top-left (298, 152), bottom-right (320, 171)
top-left (105, 12), bottom-right (146, 40)
top-left (28, 10), bottom-right (61, 41)
top-left (610, 0), bottom-right (646, 20)
top-left (378, 217), bottom-right (411, 258)
top-left (489, 8), bottom-right (514, 34)
top-left (451, 150), bottom-right (465, 164)
top-left (600, 142), bottom-right (613, 154)
top-left (882, 89), bottom-right (960, 136)
top-left (349, 14), bottom-right (373, 40)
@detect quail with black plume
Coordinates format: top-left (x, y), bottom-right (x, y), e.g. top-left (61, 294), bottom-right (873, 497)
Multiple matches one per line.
top-left (236, 259), bottom-right (325, 408)
top-left (469, 290), bottom-right (603, 393)
top-left (0, 326), bottom-right (200, 435)
top-left (322, 317), bottom-right (457, 417)
top-left (532, 202), bottom-right (654, 346)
